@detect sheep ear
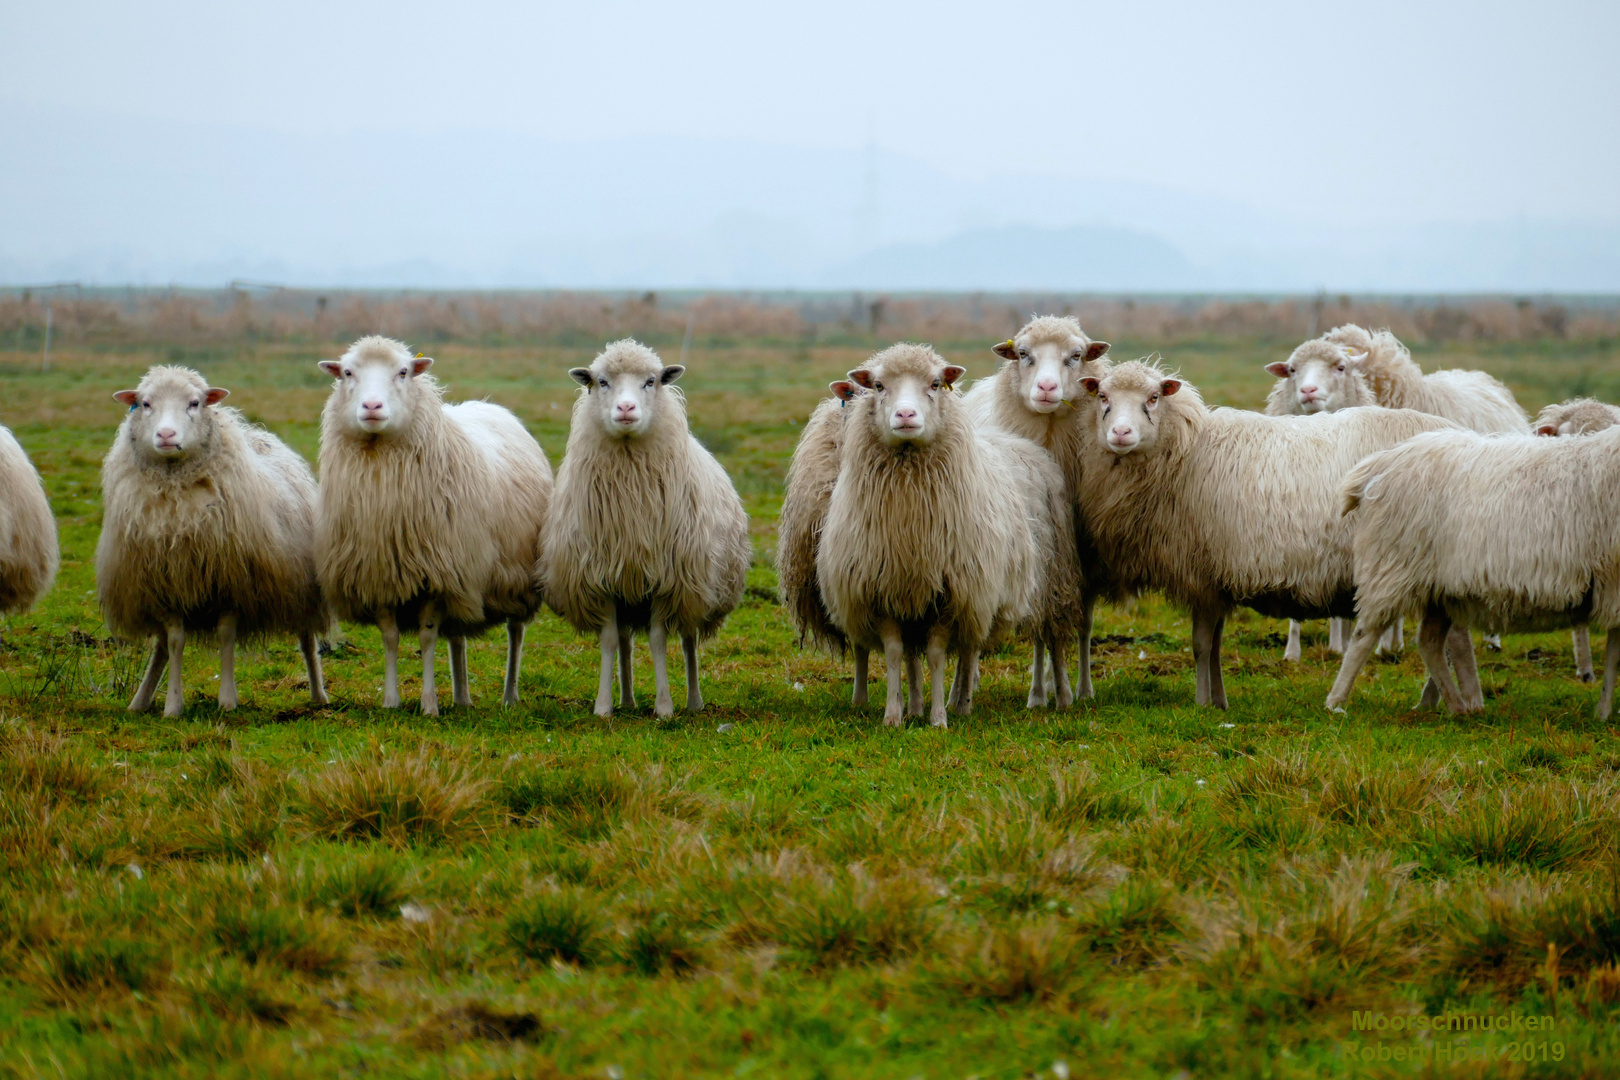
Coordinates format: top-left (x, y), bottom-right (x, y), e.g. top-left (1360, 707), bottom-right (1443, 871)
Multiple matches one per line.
top-left (1536, 424), bottom-right (1559, 437)
top-left (941, 365), bottom-right (967, 387)
top-left (1265, 361), bottom-right (1291, 378)
top-left (410, 357), bottom-right (434, 376)
top-left (1083, 341), bottom-right (1111, 362)
top-left (1342, 348), bottom-right (1368, 365)
top-left (568, 368), bottom-right (594, 388)
top-left (849, 368), bottom-right (876, 389)
top-left (1161, 379), bottom-right (1182, 397)
top-left (829, 380), bottom-right (858, 402)
top-left (992, 339), bottom-right (1018, 360)
top-left (318, 360), bottom-right (342, 378)
top-left (113, 390), bottom-right (139, 407)
top-left (660, 365), bottom-right (685, 385)
top-left (1079, 378), bottom-right (1101, 396)
top-left (204, 387), bottom-right (230, 406)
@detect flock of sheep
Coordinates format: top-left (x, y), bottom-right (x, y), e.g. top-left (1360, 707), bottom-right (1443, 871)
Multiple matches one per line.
top-left (0, 321), bottom-right (1615, 725)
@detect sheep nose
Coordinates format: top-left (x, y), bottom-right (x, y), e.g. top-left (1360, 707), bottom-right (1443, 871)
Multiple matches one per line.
top-left (615, 401), bottom-right (635, 414)
top-left (894, 406), bottom-right (918, 423)
top-left (1036, 377), bottom-right (1059, 393)
top-left (1299, 385), bottom-right (1318, 396)
top-left (1112, 424), bottom-right (1133, 438)
top-left (156, 428), bottom-right (177, 441)
top-left (361, 399), bottom-right (384, 412)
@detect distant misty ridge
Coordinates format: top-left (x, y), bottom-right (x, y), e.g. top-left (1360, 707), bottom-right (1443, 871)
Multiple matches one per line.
top-left (2, 107), bottom-right (1618, 293)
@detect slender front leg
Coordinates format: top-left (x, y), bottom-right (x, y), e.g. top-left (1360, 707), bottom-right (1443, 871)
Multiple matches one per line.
top-left (1415, 610), bottom-right (1471, 713)
top-left (1191, 607), bottom-right (1220, 707)
top-left (378, 609), bottom-right (401, 708)
top-left (1597, 628), bottom-right (1620, 720)
top-left (683, 634), bottom-right (703, 711)
top-left (1075, 593), bottom-right (1096, 700)
top-left (1284, 620), bottom-right (1302, 662)
top-left (1447, 624), bottom-right (1483, 711)
top-left (1325, 617), bottom-right (1392, 710)
top-left (926, 627), bottom-right (950, 728)
top-left (129, 637), bottom-right (166, 712)
top-left (594, 613), bottom-right (617, 717)
top-left (1328, 617), bottom-right (1347, 655)
top-left (648, 617), bottom-right (674, 717)
top-left (1049, 637), bottom-right (1072, 708)
top-left (217, 612), bottom-right (238, 710)
top-left (1209, 613), bottom-right (1228, 709)
top-left (618, 626), bottom-right (634, 708)
top-left (163, 622), bottom-right (186, 718)
top-left (851, 645), bottom-right (869, 707)
top-left (299, 630), bottom-right (328, 705)
top-left (1574, 626), bottom-right (1595, 683)
top-left (881, 619), bottom-right (906, 726)
top-left (1027, 639), bottom-right (1048, 708)
top-left (418, 602), bottom-right (439, 716)
top-left (449, 635), bottom-right (471, 707)
top-left (905, 651), bottom-right (923, 717)
top-left (951, 647), bottom-right (979, 716)
top-left (503, 621), bottom-right (525, 705)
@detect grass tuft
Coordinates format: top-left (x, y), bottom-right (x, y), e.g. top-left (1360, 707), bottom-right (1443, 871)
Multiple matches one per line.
top-left (504, 889), bottom-right (606, 966)
top-left (213, 906), bottom-right (349, 976)
top-left (303, 851), bottom-right (411, 917)
top-left (302, 749), bottom-right (493, 847)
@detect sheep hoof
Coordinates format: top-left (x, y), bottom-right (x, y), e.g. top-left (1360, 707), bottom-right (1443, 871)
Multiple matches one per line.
top-left (930, 710), bottom-right (949, 728)
top-left (1327, 705), bottom-right (1347, 715)
top-left (310, 690), bottom-right (329, 707)
top-left (163, 702), bottom-right (184, 719)
top-left (218, 697), bottom-right (237, 711)
top-left (1026, 693), bottom-right (1047, 708)
top-left (882, 712), bottom-right (903, 727)
top-left (1580, 672), bottom-right (1596, 684)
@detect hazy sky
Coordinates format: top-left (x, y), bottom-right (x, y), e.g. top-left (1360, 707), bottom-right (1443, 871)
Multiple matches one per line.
top-left (3, 0), bottom-right (1616, 229)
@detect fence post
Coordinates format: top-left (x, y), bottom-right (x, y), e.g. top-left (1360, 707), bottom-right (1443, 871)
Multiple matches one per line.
top-left (41, 303), bottom-right (53, 372)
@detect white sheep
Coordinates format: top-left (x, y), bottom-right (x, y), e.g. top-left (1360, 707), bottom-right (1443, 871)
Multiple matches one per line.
top-left (96, 366), bottom-right (327, 716)
top-left (540, 339), bottom-right (750, 718)
top-left (1326, 426), bottom-right (1620, 718)
top-left (0, 424), bottom-right (59, 619)
top-left (817, 343), bottom-right (1075, 726)
top-left (1077, 359), bottom-right (1456, 708)
top-left (1532, 398), bottom-right (1620, 681)
top-left (316, 336), bottom-right (552, 715)
top-left (962, 315), bottom-right (1112, 703)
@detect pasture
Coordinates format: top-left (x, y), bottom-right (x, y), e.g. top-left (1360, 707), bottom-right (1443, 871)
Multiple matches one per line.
top-left (3, 314), bottom-right (1620, 1078)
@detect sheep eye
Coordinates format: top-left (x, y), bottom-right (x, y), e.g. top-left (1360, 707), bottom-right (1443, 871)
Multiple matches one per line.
top-left (931, 380), bottom-right (940, 390)
top-left (342, 369), bottom-right (353, 378)
top-left (1336, 364), bottom-right (1345, 373)
top-left (645, 378), bottom-right (656, 388)
top-left (189, 400), bottom-right (199, 408)
top-left (598, 379), bottom-right (609, 389)
top-left (873, 381), bottom-right (884, 391)
top-left (1149, 395), bottom-right (1159, 405)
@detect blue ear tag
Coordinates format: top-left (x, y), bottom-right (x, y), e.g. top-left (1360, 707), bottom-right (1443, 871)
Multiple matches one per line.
top-left (128, 404), bottom-right (137, 412)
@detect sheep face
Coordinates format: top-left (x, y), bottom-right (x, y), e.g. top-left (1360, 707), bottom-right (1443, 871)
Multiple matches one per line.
top-left (568, 340), bottom-right (684, 440)
top-left (1264, 341), bottom-right (1364, 414)
top-left (318, 336), bottom-right (434, 436)
top-left (1534, 399), bottom-right (1620, 437)
top-left (992, 318), bottom-right (1110, 415)
top-left (1082, 366), bottom-right (1181, 456)
top-left (848, 345), bottom-right (964, 446)
top-left (112, 367), bottom-right (228, 462)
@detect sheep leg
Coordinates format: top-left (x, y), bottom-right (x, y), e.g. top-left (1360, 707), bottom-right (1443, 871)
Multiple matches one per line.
top-left (880, 620), bottom-right (906, 726)
top-left (418, 603), bottom-right (440, 717)
top-left (1284, 620), bottom-right (1302, 662)
top-left (1415, 610), bottom-right (1471, 713)
top-left (299, 630), bottom-right (328, 706)
top-left (1328, 618), bottom-right (1348, 655)
top-left (1075, 593), bottom-right (1096, 700)
top-left (954, 649), bottom-right (979, 715)
top-left (1447, 624), bottom-right (1484, 711)
top-left (1049, 637), bottom-right (1072, 708)
top-left (1191, 607), bottom-right (1228, 709)
top-left (1574, 626), bottom-right (1595, 683)
top-left (1209, 613), bottom-right (1228, 709)
top-left (905, 650), bottom-right (923, 717)
top-left (1325, 618), bottom-right (1392, 711)
top-left (217, 612), bottom-right (238, 710)
top-left (1377, 619), bottom-right (1403, 655)
top-left (851, 645), bottom-right (869, 707)
top-left (163, 622), bottom-right (186, 719)
top-left (926, 627), bottom-right (950, 728)
top-left (948, 647), bottom-right (968, 711)
top-left (683, 634), bottom-right (703, 711)
top-left (1418, 677), bottom-right (1439, 709)
top-left (648, 618), bottom-right (674, 718)
top-left (1027, 640), bottom-right (1048, 708)
top-left (502, 621), bottom-right (525, 705)
top-left (378, 609), bottom-right (401, 708)
top-left (129, 638), bottom-right (166, 712)
top-left (449, 635), bottom-right (471, 708)
top-left (617, 627), bottom-right (635, 708)
top-left (1597, 628), bottom-right (1620, 720)
top-left (593, 614), bottom-right (617, 717)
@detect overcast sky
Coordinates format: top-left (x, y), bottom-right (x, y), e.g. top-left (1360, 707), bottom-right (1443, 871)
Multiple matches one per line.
top-left (3, 0), bottom-right (1616, 231)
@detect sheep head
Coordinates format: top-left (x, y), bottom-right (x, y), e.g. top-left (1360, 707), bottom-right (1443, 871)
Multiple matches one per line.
top-left (991, 315), bottom-right (1110, 415)
top-left (569, 338), bottom-right (683, 440)
top-left (1264, 339), bottom-right (1365, 414)
top-left (848, 344), bottom-right (964, 446)
top-left (113, 366), bottom-right (228, 462)
top-left (318, 336), bottom-right (434, 436)
top-left (1081, 361), bottom-right (1183, 456)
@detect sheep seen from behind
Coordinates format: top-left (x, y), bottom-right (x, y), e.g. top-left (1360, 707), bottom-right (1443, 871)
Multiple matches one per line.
top-left (0, 424), bottom-right (59, 620)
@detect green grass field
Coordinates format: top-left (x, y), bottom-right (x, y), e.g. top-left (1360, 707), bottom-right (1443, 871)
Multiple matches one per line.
top-left (3, 330), bottom-right (1620, 1078)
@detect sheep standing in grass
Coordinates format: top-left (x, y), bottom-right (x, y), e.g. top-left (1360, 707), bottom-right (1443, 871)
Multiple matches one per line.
top-left (316, 336), bottom-right (552, 714)
top-left (0, 425), bottom-right (58, 618)
top-left (962, 315), bottom-right (1111, 702)
top-left (1533, 398), bottom-right (1620, 681)
top-left (818, 343), bottom-right (1076, 726)
top-left (1326, 426), bottom-right (1620, 718)
top-left (540, 340), bottom-right (749, 718)
top-left (1321, 324), bottom-right (1528, 433)
top-left (1077, 359), bottom-right (1456, 708)
top-left (96, 366), bottom-right (327, 716)
top-left (778, 381), bottom-right (925, 709)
